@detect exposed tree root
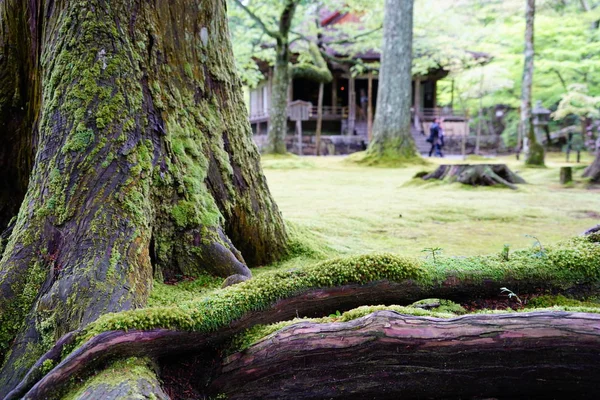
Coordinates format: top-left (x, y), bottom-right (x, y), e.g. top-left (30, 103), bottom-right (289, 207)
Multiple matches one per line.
top-left (583, 154), bottom-right (600, 183)
top-left (209, 310), bottom-right (600, 400)
top-left (13, 275), bottom-right (600, 399)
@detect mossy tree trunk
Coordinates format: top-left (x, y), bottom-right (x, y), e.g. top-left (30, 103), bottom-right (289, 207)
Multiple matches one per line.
top-left (521, 0), bottom-right (544, 166)
top-left (234, 0), bottom-right (299, 155)
top-left (0, 0), bottom-right (287, 395)
top-left (366, 0), bottom-right (418, 162)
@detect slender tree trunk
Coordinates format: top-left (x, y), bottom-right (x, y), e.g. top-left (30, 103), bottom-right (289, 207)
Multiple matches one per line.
top-left (266, 0), bottom-right (298, 154)
top-left (521, 0), bottom-right (544, 166)
top-left (367, 72), bottom-right (374, 141)
top-left (268, 46), bottom-right (292, 154)
top-left (366, 0), bottom-right (418, 162)
top-left (316, 83), bottom-right (324, 155)
top-left (0, 0), bottom-right (288, 395)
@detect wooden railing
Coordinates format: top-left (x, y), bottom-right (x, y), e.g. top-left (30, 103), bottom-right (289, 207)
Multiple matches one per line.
top-left (420, 107), bottom-right (467, 120)
top-left (309, 106), bottom-right (348, 120)
top-left (250, 105), bottom-right (349, 123)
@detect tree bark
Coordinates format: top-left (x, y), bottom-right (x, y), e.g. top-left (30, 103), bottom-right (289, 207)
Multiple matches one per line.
top-left (209, 311), bottom-right (600, 400)
top-left (521, 0), bottom-right (544, 166)
top-left (583, 153), bottom-right (600, 183)
top-left (266, 1), bottom-right (298, 154)
top-left (366, 0), bottom-right (418, 161)
top-left (0, 0), bottom-right (288, 395)
top-left (316, 83), bottom-right (324, 156)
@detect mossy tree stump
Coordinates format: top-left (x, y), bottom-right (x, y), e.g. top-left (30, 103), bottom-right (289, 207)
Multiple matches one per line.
top-left (422, 164), bottom-right (526, 189)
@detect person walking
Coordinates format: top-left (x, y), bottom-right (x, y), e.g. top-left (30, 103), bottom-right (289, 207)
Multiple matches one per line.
top-left (428, 118), bottom-right (441, 157)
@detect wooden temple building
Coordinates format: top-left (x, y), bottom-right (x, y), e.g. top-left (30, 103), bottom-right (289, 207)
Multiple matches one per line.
top-left (248, 12), bottom-right (470, 155)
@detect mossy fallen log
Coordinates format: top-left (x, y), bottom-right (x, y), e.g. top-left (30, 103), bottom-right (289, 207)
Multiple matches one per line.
top-left (423, 164), bottom-right (526, 189)
top-left (209, 310), bottom-right (600, 400)
top-left (12, 237), bottom-right (600, 399)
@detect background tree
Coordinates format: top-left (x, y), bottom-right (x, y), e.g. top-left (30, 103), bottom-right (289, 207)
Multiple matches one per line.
top-left (0, 0), bottom-right (288, 395)
top-left (231, 0), bottom-right (335, 154)
top-left (365, 0), bottom-right (419, 163)
top-left (520, 0), bottom-right (546, 165)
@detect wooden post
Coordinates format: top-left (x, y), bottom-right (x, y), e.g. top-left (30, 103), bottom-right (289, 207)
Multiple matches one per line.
top-left (516, 106), bottom-right (522, 160)
top-left (476, 67), bottom-right (483, 155)
top-left (367, 72), bottom-right (373, 141)
top-left (414, 77), bottom-right (421, 131)
top-left (296, 120), bottom-right (303, 156)
top-left (316, 83), bottom-right (324, 156)
top-left (560, 167), bottom-right (573, 185)
top-left (462, 111), bottom-right (469, 160)
top-left (450, 79), bottom-right (455, 110)
top-left (331, 75), bottom-right (338, 109)
top-left (476, 101), bottom-right (482, 155)
top-left (348, 75), bottom-right (356, 135)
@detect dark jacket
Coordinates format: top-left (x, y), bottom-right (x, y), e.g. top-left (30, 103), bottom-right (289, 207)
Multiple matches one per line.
top-left (429, 123), bottom-right (440, 144)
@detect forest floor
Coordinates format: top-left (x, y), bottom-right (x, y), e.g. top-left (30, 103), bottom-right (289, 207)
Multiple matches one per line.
top-left (149, 151), bottom-right (599, 308)
top-left (261, 151), bottom-right (600, 272)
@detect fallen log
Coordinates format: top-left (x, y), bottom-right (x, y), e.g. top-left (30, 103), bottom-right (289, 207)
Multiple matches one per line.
top-left (209, 310), bottom-right (600, 400)
top-left (16, 277), bottom-right (599, 400)
top-left (423, 164), bottom-right (525, 189)
top-left (13, 238), bottom-right (600, 399)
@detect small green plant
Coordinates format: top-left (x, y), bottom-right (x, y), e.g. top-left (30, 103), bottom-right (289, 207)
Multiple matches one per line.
top-left (525, 234), bottom-right (546, 258)
top-left (40, 359), bottom-right (55, 374)
top-left (500, 287), bottom-right (522, 305)
top-left (501, 244), bottom-right (510, 261)
top-left (328, 310), bottom-right (342, 319)
top-left (421, 247), bottom-right (443, 264)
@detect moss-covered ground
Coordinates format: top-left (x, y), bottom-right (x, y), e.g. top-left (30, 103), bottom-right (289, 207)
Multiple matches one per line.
top-left (263, 152), bottom-right (599, 265)
top-left (31, 152), bottom-right (600, 388)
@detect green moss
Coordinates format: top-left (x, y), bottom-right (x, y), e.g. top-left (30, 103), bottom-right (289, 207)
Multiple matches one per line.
top-left (61, 357), bottom-right (159, 400)
top-left (0, 260), bottom-right (47, 358)
top-left (40, 358), bottom-right (55, 375)
top-left (347, 150), bottom-right (428, 168)
top-left (68, 236), bottom-right (600, 349)
top-left (228, 304), bottom-right (463, 354)
top-left (526, 294), bottom-right (600, 309)
top-left (148, 275), bottom-right (222, 307)
top-left (411, 298), bottom-right (467, 314)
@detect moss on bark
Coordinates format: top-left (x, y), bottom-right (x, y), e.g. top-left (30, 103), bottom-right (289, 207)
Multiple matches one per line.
top-left (0, 0), bottom-right (288, 395)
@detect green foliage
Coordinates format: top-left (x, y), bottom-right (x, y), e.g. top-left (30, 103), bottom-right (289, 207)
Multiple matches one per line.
top-left (437, 0), bottom-right (600, 127)
top-left (421, 247), bottom-right (443, 264)
top-left (526, 294), bottom-right (600, 309)
top-left (501, 244), bottom-right (511, 261)
top-left (525, 234), bottom-right (546, 258)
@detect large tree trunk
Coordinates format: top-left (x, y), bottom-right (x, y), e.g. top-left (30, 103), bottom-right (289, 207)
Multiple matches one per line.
top-left (210, 311), bottom-right (600, 399)
top-left (366, 0), bottom-right (418, 162)
top-left (0, 0), bottom-right (287, 395)
top-left (521, 0), bottom-right (545, 166)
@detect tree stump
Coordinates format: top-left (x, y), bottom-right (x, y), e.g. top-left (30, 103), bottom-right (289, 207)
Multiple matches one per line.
top-left (422, 164), bottom-right (526, 189)
top-left (560, 166), bottom-right (573, 185)
top-left (583, 154), bottom-right (600, 183)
